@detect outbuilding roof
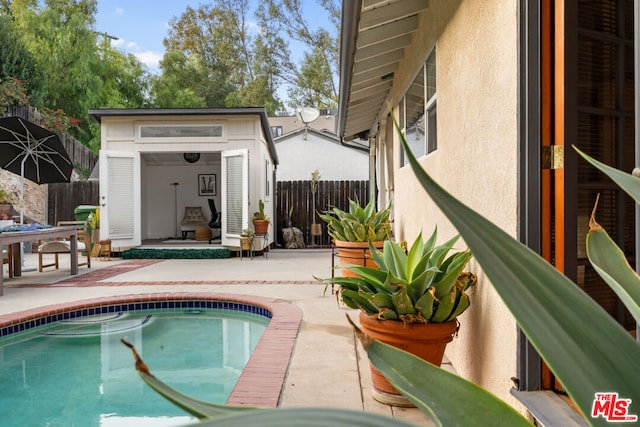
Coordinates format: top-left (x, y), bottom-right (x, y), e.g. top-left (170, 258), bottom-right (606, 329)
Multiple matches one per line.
top-left (89, 107), bottom-right (278, 165)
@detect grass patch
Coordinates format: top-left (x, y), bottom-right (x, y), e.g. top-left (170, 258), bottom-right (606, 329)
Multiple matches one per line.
top-left (122, 248), bottom-right (231, 259)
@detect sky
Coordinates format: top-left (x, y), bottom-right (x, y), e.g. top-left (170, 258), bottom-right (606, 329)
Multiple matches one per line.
top-left (94, 1), bottom-right (334, 75)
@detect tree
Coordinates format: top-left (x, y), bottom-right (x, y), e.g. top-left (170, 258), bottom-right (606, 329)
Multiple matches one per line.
top-left (0, 15), bottom-right (44, 105)
top-left (261, 0), bottom-right (339, 108)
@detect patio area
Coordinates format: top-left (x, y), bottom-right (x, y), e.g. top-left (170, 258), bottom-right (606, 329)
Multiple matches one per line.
top-left (0, 248), bottom-right (439, 425)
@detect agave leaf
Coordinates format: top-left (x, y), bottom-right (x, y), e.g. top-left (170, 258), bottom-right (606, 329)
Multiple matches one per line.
top-left (341, 289), bottom-right (378, 314)
top-left (446, 289), bottom-right (470, 322)
top-left (391, 284), bottom-right (417, 316)
top-left (423, 227), bottom-right (438, 256)
top-left (195, 407), bottom-right (418, 427)
top-left (432, 251), bottom-right (473, 299)
top-left (366, 291), bottom-right (395, 311)
top-left (406, 231), bottom-right (425, 281)
top-left (121, 339), bottom-right (258, 419)
top-left (401, 127), bottom-right (640, 421)
top-left (314, 275), bottom-right (367, 291)
top-left (342, 223), bottom-right (357, 241)
top-left (430, 288), bottom-right (457, 323)
top-left (363, 197), bottom-right (376, 220)
top-left (415, 287), bottom-right (437, 320)
top-left (339, 265), bottom-right (391, 291)
top-left (586, 201), bottom-right (640, 324)
top-left (410, 266), bottom-right (441, 302)
top-left (388, 239), bottom-right (408, 281)
top-left (369, 241), bottom-right (386, 268)
top-left (428, 234), bottom-right (461, 269)
top-left (574, 145), bottom-right (640, 204)
top-left (349, 317), bottom-right (532, 427)
top-left (377, 307), bottom-right (401, 320)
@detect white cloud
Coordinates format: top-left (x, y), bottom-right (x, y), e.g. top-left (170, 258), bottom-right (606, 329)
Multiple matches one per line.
top-left (135, 51), bottom-right (164, 72)
top-left (115, 7), bottom-right (124, 15)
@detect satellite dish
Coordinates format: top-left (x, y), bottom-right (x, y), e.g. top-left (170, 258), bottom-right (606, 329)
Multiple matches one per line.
top-left (296, 107), bottom-right (320, 124)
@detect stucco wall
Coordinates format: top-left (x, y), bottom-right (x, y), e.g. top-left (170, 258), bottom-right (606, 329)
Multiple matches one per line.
top-left (389, 0), bottom-right (522, 411)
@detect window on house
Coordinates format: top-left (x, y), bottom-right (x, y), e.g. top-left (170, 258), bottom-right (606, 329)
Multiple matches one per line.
top-left (265, 159), bottom-right (271, 198)
top-left (270, 126), bottom-right (283, 138)
top-left (401, 48), bottom-right (437, 166)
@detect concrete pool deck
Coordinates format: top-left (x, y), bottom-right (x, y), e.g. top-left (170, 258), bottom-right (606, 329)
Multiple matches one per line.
top-left (0, 249), bottom-right (437, 425)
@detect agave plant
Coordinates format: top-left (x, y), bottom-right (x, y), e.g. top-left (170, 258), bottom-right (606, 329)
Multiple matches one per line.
top-left (321, 230), bottom-right (476, 324)
top-left (318, 197), bottom-right (391, 242)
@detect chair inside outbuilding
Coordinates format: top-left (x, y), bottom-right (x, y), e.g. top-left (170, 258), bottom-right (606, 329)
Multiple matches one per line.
top-left (180, 206), bottom-right (208, 240)
top-left (208, 199), bottom-right (222, 241)
top-left (37, 221), bottom-right (91, 272)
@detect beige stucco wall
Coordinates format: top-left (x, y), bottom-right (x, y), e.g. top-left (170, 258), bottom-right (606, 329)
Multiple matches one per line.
top-left (385, 0), bottom-right (523, 412)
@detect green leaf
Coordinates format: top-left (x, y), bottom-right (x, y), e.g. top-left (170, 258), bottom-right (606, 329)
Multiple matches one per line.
top-left (400, 125), bottom-right (640, 423)
top-left (574, 145), bottom-right (640, 204)
top-left (350, 318), bottom-right (532, 427)
top-left (195, 407), bottom-right (418, 427)
top-left (586, 204), bottom-right (640, 324)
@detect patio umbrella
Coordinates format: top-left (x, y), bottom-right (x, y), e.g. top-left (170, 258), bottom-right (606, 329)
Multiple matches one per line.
top-left (0, 116), bottom-right (73, 224)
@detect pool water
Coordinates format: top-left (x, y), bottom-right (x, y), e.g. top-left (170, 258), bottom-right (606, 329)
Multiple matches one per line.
top-left (0, 309), bottom-right (268, 426)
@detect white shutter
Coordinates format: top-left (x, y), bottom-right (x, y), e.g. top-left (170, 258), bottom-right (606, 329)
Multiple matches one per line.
top-left (221, 149), bottom-right (248, 246)
top-left (100, 151), bottom-right (140, 248)
top-left (108, 157), bottom-right (134, 238)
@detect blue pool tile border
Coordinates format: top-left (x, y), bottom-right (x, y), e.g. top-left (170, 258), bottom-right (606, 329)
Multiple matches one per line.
top-left (0, 300), bottom-right (272, 338)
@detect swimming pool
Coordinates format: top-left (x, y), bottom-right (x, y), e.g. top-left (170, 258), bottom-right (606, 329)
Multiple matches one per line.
top-left (0, 293), bottom-right (302, 426)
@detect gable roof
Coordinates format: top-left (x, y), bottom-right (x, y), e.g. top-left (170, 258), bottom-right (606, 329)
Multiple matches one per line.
top-left (89, 107), bottom-right (278, 165)
top-left (274, 126), bottom-right (369, 153)
top-left (338, 0), bottom-right (429, 141)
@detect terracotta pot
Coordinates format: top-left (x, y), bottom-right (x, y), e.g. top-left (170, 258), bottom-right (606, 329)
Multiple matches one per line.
top-left (252, 219), bottom-right (269, 234)
top-left (310, 223), bottom-right (322, 236)
top-left (0, 202), bottom-right (13, 220)
top-left (334, 240), bottom-right (384, 277)
top-left (359, 312), bottom-right (458, 406)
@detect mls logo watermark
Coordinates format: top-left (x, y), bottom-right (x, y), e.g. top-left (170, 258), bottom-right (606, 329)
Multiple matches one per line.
top-left (592, 393), bottom-right (638, 422)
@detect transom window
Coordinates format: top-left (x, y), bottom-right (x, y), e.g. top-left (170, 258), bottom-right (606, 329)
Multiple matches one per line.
top-left (140, 125), bottom-right (223, 138)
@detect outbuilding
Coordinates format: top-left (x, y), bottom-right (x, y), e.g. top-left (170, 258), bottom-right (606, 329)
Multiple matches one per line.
top-left (89, 108), bottom-right (278, 250)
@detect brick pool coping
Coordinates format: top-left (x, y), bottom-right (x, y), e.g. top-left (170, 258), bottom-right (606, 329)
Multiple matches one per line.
top-left (0, 292), bottom-right (302, 408)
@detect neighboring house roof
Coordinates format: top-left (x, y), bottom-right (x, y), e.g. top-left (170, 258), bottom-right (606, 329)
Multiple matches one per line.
top-left (89, 107), bottom-right (278, 165)
top-left (274, 127), bottom-right (369, 153)
top-left (338, 1), bottom-right (429, 141)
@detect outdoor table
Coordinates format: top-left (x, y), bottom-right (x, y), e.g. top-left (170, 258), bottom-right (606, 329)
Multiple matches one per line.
top-left (0, 226), bottom-right (79, 296)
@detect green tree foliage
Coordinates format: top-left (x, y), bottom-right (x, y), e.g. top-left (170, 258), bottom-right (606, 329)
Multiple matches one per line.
top-left (0, 15), bottom-right (44, 105)
top-left (262, 0), bottom-right (339, 108)
top-left (2, 0), bottom-right (149, 150)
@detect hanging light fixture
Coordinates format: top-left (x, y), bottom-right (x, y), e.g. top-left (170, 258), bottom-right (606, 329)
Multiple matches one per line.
top-left (183, 153), bottom-right (200, 163)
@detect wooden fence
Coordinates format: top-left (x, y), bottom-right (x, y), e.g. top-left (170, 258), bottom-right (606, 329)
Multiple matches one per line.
top-left (276, 180), bottom-right (370, 247)
top-left (47, 180), bottom-right (370, 246)
top-left (47, 181), bottom-right (99, 225)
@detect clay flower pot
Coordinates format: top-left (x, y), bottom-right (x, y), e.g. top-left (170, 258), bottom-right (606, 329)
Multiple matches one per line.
top-left (334, 240), bottom-right (384, 277)
top-left (359, 312), bottom-right (458, 406)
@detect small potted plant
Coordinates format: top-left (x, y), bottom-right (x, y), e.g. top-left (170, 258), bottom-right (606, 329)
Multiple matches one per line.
top-left (0, 187), bottom-right (14, 220)
top-left (252, 199), bottom-right (270, 234)
top-left (319, 229), bottom-right (476, 406)
top-left (319, 197), bottom-right (391, 277)
top-left (240, 228), bottom-right (255, 250)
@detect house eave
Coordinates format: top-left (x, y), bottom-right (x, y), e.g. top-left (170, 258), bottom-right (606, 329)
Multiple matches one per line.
top-left (337, 0), bottom-right (429, 141)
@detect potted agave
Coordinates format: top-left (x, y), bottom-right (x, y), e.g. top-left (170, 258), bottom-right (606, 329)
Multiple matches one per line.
top-left (319, 197), bottom-right (391, 277)
top-left (320, 229), bottom-right (476, 406)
